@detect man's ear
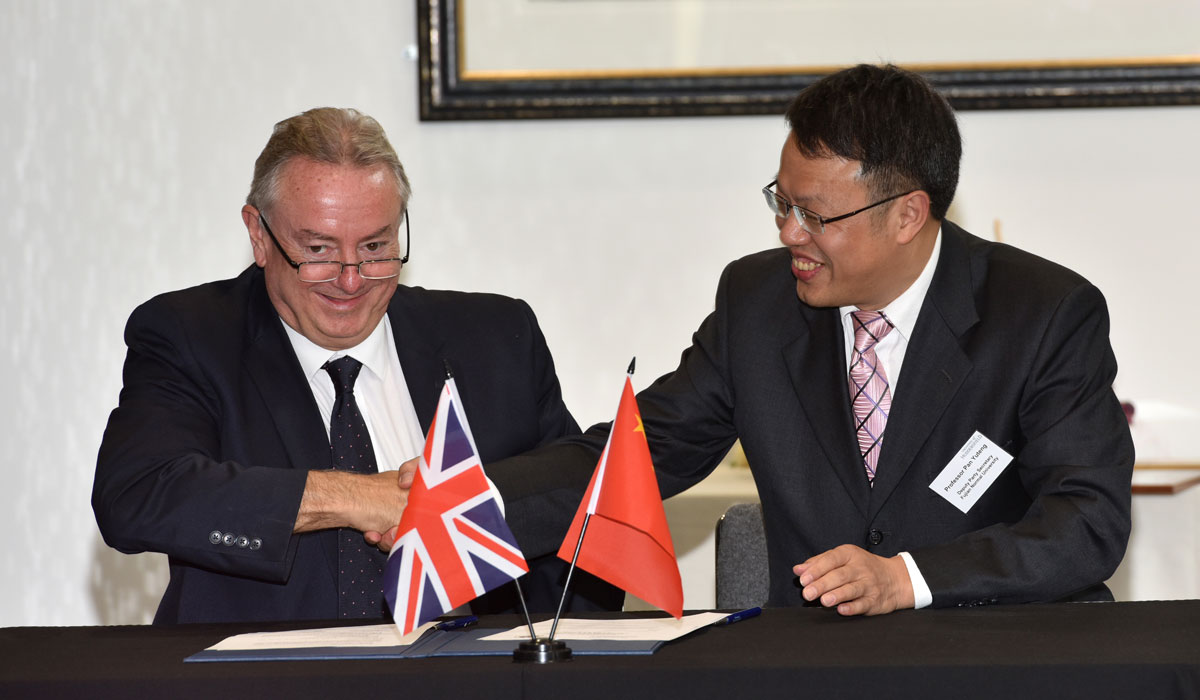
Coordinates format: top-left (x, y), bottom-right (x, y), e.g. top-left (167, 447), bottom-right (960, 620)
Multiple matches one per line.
top-left (242, 205), bottom-right (268, 268)
top-left (894, 191), bottom-right (931, 245)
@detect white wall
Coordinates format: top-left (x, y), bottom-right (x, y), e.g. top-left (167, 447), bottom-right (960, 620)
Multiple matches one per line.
top-left (2, 1), bottom-right (1197, 626)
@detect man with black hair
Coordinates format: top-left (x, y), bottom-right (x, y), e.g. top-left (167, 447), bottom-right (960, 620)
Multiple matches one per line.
top-left (487, 64), bottom-right (1133, 615)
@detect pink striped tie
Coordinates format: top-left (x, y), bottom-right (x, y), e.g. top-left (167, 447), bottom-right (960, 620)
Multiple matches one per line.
top-left (848, 310), bottom-right (894, 482)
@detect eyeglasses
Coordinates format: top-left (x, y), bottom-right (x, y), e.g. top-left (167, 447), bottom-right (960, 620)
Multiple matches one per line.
top-left (258, 211), bottom-right (410, 283)
top-left (762, 179), bottom-right (914, 236)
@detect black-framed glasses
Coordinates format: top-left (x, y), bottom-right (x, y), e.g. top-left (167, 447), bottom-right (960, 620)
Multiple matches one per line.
top-left (258, 211), bottom-right (410, 283)
top-left (762, 179), bottom-right (914, 236)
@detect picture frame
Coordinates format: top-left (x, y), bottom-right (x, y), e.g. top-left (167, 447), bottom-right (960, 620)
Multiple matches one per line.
top-left (417, 0), bottom-right (1200, 121)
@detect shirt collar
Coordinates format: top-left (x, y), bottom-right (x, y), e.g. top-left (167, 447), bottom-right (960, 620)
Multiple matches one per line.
top-left (840, 226), bottom-right (942, 341)
top-left (282, 315), bottom-right (393, 384)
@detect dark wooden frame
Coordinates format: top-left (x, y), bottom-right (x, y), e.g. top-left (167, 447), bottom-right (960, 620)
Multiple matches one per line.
top-left (417, 0), bottom-right (1200, 121)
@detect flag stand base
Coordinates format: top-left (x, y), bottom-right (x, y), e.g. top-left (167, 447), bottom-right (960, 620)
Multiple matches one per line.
top-left (513, 638), bottom-right (572, 664)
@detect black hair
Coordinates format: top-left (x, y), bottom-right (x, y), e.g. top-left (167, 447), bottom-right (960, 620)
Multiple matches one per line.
top-left (785, 64), bottom-right (960, 220)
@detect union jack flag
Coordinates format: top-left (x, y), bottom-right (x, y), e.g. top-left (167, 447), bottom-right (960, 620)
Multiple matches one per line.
top-left (384, 377), bottom-right (529, 634)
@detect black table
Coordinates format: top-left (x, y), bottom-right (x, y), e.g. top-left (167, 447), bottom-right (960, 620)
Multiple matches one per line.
top-left (3, 601), bottom-right (1198, 699)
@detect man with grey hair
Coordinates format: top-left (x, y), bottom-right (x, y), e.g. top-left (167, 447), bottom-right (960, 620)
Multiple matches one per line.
top-left (94, 107), bottom-right (619, 624)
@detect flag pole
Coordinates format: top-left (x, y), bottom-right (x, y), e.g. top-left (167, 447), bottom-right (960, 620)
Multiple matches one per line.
top-left (549, 512), bottom-right (592, 640)
top-left (514, 512), bottom-right (591, 662)
top-left (512, 576), bottom-right (539, 643)
top-left (513, 572), bottom-right (574, 662)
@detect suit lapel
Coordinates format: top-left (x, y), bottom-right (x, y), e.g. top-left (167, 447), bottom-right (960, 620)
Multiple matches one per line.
top-left (868, 224), bottom-right (979, 517)
top-left (240, 268), bottom-right (340, 583)
top-left (386, 286), bottom-right (445, 432)
top-left (241, 269), bottom-right (331, 473)
top-left (785, 303), bottom-right (871, 517)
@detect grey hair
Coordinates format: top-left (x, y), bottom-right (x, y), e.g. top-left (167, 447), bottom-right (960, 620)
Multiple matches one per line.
top-left (246, 107), bottom-right (411, 215)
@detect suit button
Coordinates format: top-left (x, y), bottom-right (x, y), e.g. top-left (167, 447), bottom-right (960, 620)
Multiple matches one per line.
top-left (236, 536), bottom-right (250, 548)
top-left (209, 530), bottom-right (223, 545)
top-left (249, 538), bottom-right (262, 551)
top-left (222, 533), bottom-right (236, 546)
top-left (868, 529), bottom-right (884, 546)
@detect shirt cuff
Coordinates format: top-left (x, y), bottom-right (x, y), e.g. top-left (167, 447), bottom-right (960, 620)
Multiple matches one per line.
top-left (899, 551), bottom-right (933, 609)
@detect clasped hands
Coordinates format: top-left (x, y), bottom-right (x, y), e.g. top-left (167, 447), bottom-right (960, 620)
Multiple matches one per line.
top-left (793, 544), bottom-right (915, 616)
top-left (295, 458), bottom-right (419, 553)
top-left (361, 457), bottom-right (418, 552)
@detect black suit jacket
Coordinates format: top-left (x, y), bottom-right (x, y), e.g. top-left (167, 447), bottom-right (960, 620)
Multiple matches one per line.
top-left (94, 265), bottom-right (617, 624)
top-left (493, 222), bottom-right (1133, 608)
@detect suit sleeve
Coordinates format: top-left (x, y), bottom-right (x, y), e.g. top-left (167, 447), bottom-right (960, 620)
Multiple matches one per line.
top-left (490, 271), bottom-right (741, 560)
top-left (92, 299), bottom-right (308, 583)
top-left (912, 282), bottom-right (1134, 606)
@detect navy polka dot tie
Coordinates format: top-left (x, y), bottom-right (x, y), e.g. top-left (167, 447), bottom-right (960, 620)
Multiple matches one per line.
top-left (323, 356), bottom-right (387, 618)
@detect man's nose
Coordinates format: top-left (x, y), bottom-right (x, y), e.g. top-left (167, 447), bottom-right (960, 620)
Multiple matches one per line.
top-left (778, 210), bottom-right (812, 246)
top-left (334, 262), bottom-right (365, 292)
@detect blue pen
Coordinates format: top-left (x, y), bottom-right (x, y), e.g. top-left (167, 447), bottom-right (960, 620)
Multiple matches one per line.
top-left (720, 607), bottom-right (762, 625)
top-left (435, 615), bottom-right (478, 631)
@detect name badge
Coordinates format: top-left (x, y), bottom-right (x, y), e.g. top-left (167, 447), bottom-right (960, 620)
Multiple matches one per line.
top-left (930, 431), bottom-right (1014, 513)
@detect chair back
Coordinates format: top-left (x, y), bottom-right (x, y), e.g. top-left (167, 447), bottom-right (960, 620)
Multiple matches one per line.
top-left (715, 502), bottom-right (769, 609)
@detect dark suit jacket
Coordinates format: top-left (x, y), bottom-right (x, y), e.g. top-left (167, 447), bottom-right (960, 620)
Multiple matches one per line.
top-left (492, 222), bottom-right (1134, 608)
top-left (94, 265), bottom-right (617, 624)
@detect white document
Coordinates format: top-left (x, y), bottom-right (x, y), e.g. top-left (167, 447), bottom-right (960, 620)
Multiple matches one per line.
top-left (480, 612), bottom-right (728, 642)
top-left (205, 622), bottom-right (434, 651)
top-left (930, 431), bottom-right (1014, 513)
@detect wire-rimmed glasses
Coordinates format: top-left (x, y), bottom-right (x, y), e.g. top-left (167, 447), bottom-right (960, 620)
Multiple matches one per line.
top-left (258, 211), bottom-right (410, 283)
top-left (762, 179), bottom-right (914, 236)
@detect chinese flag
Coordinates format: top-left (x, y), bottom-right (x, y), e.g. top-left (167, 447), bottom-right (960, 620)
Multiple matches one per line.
top-left (556, 375), bottom-right (683, 618)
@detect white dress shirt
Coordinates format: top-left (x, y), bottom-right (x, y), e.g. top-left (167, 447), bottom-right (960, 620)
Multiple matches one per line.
top-left (837, 228), bottom-right (941, 609)
top-left (282, 315), bottom-right (425, 472)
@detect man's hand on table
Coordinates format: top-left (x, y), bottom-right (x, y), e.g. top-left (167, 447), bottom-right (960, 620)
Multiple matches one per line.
top-left (793, 544), bottom-right (915, 616)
